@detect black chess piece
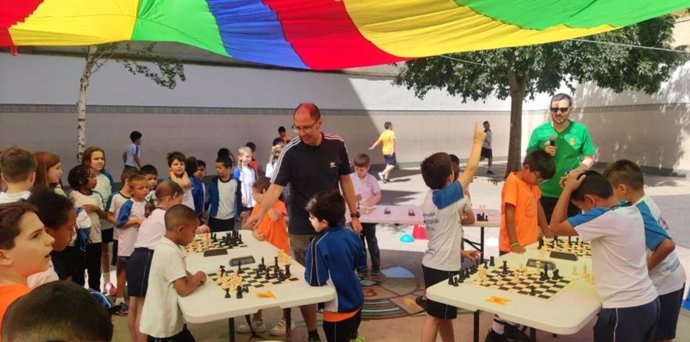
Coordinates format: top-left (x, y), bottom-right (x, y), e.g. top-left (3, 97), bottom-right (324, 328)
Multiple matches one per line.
top-left (489, 256), bottom-right (495, 267)
top-left (529, 286), bottom-right (536, 296)
top-left (408, 209), bottom-right (415, 216)
top-left (224, 288), bottom-right (231, 298)
top-left (540, 271), bottom-right (547, 281)
top-left (236, 285), bottom-right (244, 299)
top-left (237, 231), bottom-right (243, 244)
top-left (384, 208), bottom-right (391, 215)
top-left (538, 238), bottom-right (544, 249)
top-left (553, 269), bottom-right (561, 280)
top-left (543, 264), bottom-right (549, 280)
top-left (212, 233), bottom-right (217, 242)
top-left (502, 260), bottom-right (508, 275)
top-left (551, 238), bottom-right (556, 248)
top-left (285, 264), bottom-right (291, 277)
top-left (237, 260), bottom-right (243, 274)
top-left (448, 275), bottom-right (455, 286)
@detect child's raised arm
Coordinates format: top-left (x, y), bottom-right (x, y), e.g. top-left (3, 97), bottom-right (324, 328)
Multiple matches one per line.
top-left (458, 123), bottom-right (485, 189)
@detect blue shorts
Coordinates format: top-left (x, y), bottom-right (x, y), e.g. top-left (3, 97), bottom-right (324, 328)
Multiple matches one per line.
top-left (655, 285), bottom-right (685, 340)
top-left (594, 298), bottom-right (660, 342)
top-left (383, 153), bottom-right (397, 166)
top-left (422, 265), bottom-right (459, 319)
top-left (127, 248), bottom-right (154, 297)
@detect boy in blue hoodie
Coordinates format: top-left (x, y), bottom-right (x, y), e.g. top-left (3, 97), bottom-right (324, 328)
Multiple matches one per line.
top-left (305, 190), bottom-right (367, 342)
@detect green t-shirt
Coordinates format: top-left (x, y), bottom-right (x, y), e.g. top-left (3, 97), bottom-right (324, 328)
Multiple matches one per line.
top-left (527, 121), bottom-right (596, 198)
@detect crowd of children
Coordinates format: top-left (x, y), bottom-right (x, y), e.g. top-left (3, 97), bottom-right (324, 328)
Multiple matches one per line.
top-left (0, 110), bottom-right (688, 342)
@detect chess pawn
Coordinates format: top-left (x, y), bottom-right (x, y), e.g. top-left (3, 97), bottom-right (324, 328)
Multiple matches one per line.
top-left (572, 266), bottom-right (578, 277)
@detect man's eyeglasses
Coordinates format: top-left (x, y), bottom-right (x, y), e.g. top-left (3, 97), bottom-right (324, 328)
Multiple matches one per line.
top-left (292, 120), bottom-right (318, 133)
top-left (550, 107), bottom-right (570, 114)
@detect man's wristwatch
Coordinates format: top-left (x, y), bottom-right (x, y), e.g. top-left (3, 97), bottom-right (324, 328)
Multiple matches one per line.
top-left (350, 212), bottom-right (361, 219)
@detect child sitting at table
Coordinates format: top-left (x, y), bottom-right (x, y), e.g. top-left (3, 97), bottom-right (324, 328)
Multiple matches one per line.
top-left (139, 205), bottom-right (207, 341)
top-left (419, 123), bottom-right (483, 342)
top-left (486, 150), bottom-right (555, 342)
top-left (550, 171), bottom-right (659, 342)
top-left (350, 153), bottom-right (382, 274)
top-left (305, 190), bottom-right (367, 342)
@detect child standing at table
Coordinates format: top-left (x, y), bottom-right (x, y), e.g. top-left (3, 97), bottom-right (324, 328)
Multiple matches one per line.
top-left (550, 171), bottom-right (659, 342)
top-left (350, 153), bottom-right (382, 274)
top-left (238, 176), bottom-right (292, 336)
top-left (139, 205), bottom-right (206, 341)
top-left (305, 190), bottom-right (367, 342)
top-left (419, 123), bottom-right (483, 342)
top-left (486, 150), bottom-right (555, 341)
top-left (604, 160), bottom-right (686, 342)
top-left (207, 154), bottom-right (242, 232)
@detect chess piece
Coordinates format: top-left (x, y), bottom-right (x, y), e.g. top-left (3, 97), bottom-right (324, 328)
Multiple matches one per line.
top-left (538, 238), bottom-right (544, 249)
top-left (501, 261), bottom-right (508, 275)
top-left (236, 285), bottom-right (244, 299)
top-left (237, 260), bottom-right (243, 274)
top-left (484, 262), bottom-right (488, 269)
top-left (529, 286), bottom-right (536, 296)
top-left (408, 209), bottom-right (415, 216)
top-left (274, 256), bottom-right (279, 269)
top-left (543, 264), bottom-right (549, 280)
top-left (552, 269), bottom-right (561, 280)
top-left (489, 256), bottom-right (495, 267)
top-left (285, 264), bottom-right (291, 277)
top-left (224, 288), bottom-right (231, 298)
top-left (448, 275), bottom-right (455, 286)
top-left (384, 207), bottom-right (391, 215)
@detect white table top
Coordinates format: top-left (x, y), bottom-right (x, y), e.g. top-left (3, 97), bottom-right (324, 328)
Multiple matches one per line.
top-left (426, 246), bottom-right (601, 335)
top-left (179, 231), bottom-right (335, 324)
top-left (358, 204), bottom-right (500, 228)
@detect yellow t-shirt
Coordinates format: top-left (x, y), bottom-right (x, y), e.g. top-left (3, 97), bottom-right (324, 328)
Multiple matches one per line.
top-left (378, 130), bottom-right (395, 155)
top-left (499, 172), bottom-right (542, 252)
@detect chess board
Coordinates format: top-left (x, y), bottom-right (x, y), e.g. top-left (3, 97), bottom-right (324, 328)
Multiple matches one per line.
top-left (472, 268), bottom-right (573, 300)
top-left (184, 234), bottom-right (248, 254)
top-left (207, 264), bottom-right (300, 297)
top-left (543, 240), bottom-right (592, 258)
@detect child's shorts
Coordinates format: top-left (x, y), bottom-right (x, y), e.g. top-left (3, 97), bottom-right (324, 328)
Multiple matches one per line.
top-left (127, 248), bottom-right (154, 297)
top-left (422, 265), bottom-right (459, 319)
top-left (655, 285), bottom-right (685, 340)
top-left (594, 298), bottom-right (659, 342)
top-left (101, 228), bottom-right (114, 243)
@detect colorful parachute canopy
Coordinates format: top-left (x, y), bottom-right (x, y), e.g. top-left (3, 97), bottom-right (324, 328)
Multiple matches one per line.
top-left (1, 0), bottom-right (688, 70)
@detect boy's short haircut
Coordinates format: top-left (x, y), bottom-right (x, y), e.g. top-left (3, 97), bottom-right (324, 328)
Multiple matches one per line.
top-left (197, 160), bottom-right (206, 168)
top-left (523, 150), bottom-right (556, 180)
top-left (384, 121), bottom-right (392, 129)
top-left (67, 164), bottom-right (91, 190)
top-left (482, 120), bottom-right (489, 125)
top-left (120, 167), bottom-right (141, 185)
top-left (0, 146), bottom-right (37, 183)
top-left (448, 154), bottom-right (460, 181)
top-left (272, 137), bottom-right (284, 146)
top-left (448, 154), bottom-right (460, 165)
top-left (217, 148), bottom-right (231, 158)
top-left (164, 204), bottom-right (198, 232)
top-left (278, 126), bottom-right (286, 134)
top-left (353, 153), bottom-right (371, 167)
top-left (245, 142), bottom-right (257, 153)
top-left (166, 151), bottom-right (186, 167)
top-left (253, 176), bottom-right (271, 192)
top-left (128, 173), bottom-right (147, 186)
top-left (140, 164), bottom-right (158, 176)
top-left (571, 170), bottom-right (613, 202)
top-left (421, 152), bottom-right (453, 190)
top-left (0, 202), bottom-right (38, 250)
top-left (602, 159), bottom-right (644, 190)
top-left (27, 187), bottom-right (73, 229)
top-left (129, 131), bottom-right (143, 142)
top-left (306, 189), bottom-right (346, 228)
top-left (185, 156), bottom-right (199, 176)
top-left (216, 155), bottom-right (234, 168)
top-left (2, 281), bottom-right (113, 342)
top-left (551, 93), bottom-right (573, 107)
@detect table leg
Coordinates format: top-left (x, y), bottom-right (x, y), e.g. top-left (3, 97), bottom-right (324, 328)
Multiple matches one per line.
top-left (480, 226), bottom-right (485, 262)
top-left (473, 311), bottom-right (480, 342)
top-left (228, 317), bottom-right (235, 342)
top-left (285, 308), bottom-right (292, 339)
top-left (530, 327), bottom-right (536, 342)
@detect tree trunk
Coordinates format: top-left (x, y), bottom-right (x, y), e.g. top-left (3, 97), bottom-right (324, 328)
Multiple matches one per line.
top-left (77, 46), bottom-right (96, 162)
top-left (506, 71), bottom-right (525, 176)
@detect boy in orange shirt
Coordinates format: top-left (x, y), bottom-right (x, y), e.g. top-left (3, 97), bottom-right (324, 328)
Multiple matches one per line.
top-left (0, 202), bottom-right (55, 335)
top-left (239, 176), bottom-right (292, 336)
top-left (487, 150), bottom-right (555, 342)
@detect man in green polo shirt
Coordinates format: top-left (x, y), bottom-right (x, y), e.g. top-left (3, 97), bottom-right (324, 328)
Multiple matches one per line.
top-left (527, 93), bottom-right (597, 220)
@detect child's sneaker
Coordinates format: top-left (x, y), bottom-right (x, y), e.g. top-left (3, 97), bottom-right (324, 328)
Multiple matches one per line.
top-left (269, 318), bottom-right (295, 336)
top-left (377, 172), bottom-right (384, 181)
top-left (351, 336), bottom-right (366, 342)
top-left (115, 302), bottom-right (129, 316)
top-left (237, 319), bottom-right (267, 333)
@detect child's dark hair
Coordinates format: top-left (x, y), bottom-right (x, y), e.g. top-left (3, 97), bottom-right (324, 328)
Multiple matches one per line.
top-left (523, 150), bottom-right (556, 180)
top-left (216, 154), bottom-right (234, 168)
top-left (602, 159), bottom-right (644, 190)
top-left (253, 176), bottom-right (282, 201)
top-left (0, 146), bottom-right (37, 183)
top-left (165, 204), bottom-right (198, 232)
top-left (2, 281), bottom-right (113, 342)
top-left (81, 146), bottom-right (105, 167)
top-left (27, 187), bottom-right (73, 229)
top-left (571, 170), bottom-right (613, 202)
top-left (0, 202), bottom-right (39, 250)
top-left (384, 121), bottom-right (393, 130)
top-left (197, 160), bottom-right (206, 169)
top-left (246, 142), bottom-right (257, 153)
top-left (129, 130), bottom-right (142, 142)
top-left (67, 164), bottom-right (91, 190)
top-left (119, 167), bottom-right (141, 186)
top-left (140, 164), bottom-right (158, 176)
top-left (353, 153), bottom-right (371, 167)
top-left (185, 156), bottom-right (199, 176)
top-left (306, 190), bottom-right (346, 228)
top-left (449, 154), bottom-right (461, 181)
top-left (421, 152), bottom-right (453, 190)
top-left (278, 126), bottom-right (286, 134)
top-left (217, 148), bottom-right (231, 158)
top-left (272, 137), bottom-right (284, 146)
top-left (167, 151), bottom-right (186, 167)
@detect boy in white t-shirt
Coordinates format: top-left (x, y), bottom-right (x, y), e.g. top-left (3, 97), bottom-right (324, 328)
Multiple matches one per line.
top-left (139, 204), bottom-right (206, 340)
top-left (550, 170), bottom-right (659, 342)
top-left (207, 155), bottom-right (241, 232)
top-left (167, 152), bottom-right (195, 211)
top-left (123, 131), bottom-right (143, 170)
top-left (604, 160), bottom-right (686, 342)
top-left (350, 153), bottom-right (382, 274)
top-left (419, 124), bottom-right (484, 342)
top-left (0, 146), bottom-right (36, 204)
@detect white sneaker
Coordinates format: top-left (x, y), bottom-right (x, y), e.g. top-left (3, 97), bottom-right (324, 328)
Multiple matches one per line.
top-left (237, 319), bottom-right (267, 333)
top-left (269, 318), bottom-right (295, 336)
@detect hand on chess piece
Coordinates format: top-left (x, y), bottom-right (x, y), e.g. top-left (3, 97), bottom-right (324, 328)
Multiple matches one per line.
top-left (192, 271), bottom-right (207, 286)
top-left (252, 229), bottom-right (266, 241)
top-left (510, 242), bottom-right (526, 254)
top-left (195, 224), bottom-right (211, 234)
top-left (461, 250), bottom-right (481, 262)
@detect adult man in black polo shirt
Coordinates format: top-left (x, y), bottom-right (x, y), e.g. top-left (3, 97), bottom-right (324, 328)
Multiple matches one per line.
top-left (245, 102), bottom-right (362, 341)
